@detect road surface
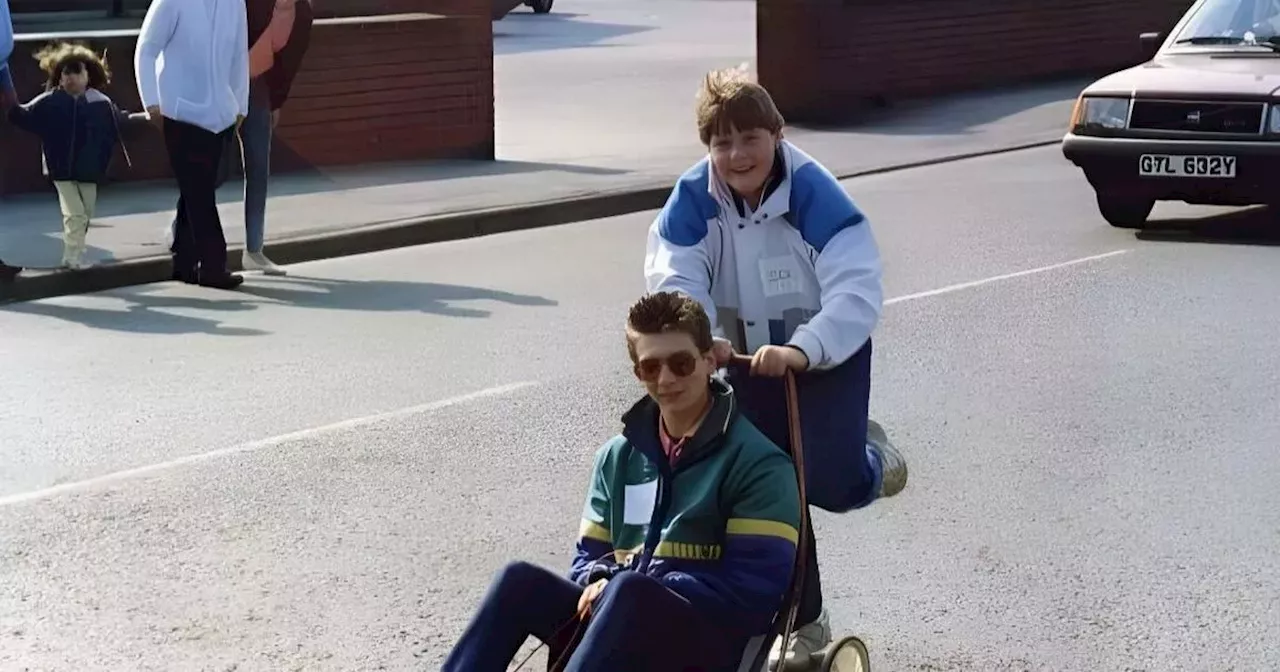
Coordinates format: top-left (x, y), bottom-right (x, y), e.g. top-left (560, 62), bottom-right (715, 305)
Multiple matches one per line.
top-left (2, 146), bottom-right (1279, 671)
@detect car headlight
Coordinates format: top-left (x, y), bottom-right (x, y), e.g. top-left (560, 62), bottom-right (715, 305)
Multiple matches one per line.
top-left (1069, 96), bottom-right (1131, 132)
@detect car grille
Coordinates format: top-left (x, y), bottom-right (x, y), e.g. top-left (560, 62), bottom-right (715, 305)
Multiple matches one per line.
top-left (1128, 100), bottom-right (1265, 134)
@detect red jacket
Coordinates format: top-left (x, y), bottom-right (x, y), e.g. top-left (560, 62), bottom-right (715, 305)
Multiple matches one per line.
top-left (247, 0), bottom-right (314, 111)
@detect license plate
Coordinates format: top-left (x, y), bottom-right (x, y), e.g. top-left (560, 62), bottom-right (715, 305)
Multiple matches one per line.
top-left (1139, 154), bottom-right (1236, 178)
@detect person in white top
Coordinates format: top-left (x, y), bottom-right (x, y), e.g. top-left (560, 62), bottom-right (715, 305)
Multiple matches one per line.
top-left (1, 0), bottom-right (24, 281)
top-left (135, 0), bottom-right (250, 290)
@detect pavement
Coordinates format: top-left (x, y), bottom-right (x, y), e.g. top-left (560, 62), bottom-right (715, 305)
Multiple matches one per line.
top-left (0, 0), bottom-right (1086, 302)
top-left (3, 145), bottom-right (1280, 671)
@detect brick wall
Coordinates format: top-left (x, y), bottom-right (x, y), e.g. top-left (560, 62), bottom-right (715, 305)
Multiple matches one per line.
top-left (10, 0), bottom-right (502, 18)
top-left (0, 12), bottom-right (494, 196)
top-left (9, 0), bottom-right (147, 14)
top-left (758, 0), bottom-right (1196, 124)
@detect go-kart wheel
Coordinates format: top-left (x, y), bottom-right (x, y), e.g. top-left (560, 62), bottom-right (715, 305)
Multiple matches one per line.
top-left (818, 635), bottom-right (870, 672)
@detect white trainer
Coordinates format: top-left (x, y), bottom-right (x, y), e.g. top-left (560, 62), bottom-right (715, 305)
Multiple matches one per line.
top-left (769, 608), bottom-right (832, 671)
top-left (243, 250), bottom-right (286, 276)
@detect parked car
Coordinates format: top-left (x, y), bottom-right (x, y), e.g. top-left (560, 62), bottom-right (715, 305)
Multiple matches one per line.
top-left (1062, 0), bottom-right (1280, 229)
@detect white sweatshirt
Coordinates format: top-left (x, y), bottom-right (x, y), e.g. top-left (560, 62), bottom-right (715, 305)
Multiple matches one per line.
top-left (644, 140), bottom-right (883, 371)
top-left (134, 0), bottom-right (249, 134)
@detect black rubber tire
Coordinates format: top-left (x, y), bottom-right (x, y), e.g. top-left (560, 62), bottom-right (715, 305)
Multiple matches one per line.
top-left (529, 0), bottom-right (552, 13)
top-left (818, 636), bottom-right (871, 672)
top-left (1096, 192), bottom-right (1155, 229)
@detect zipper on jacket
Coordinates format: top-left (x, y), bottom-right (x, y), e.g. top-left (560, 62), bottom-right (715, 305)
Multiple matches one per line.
top-left (636, 461), bottom-right (671, 574)
top-left (634, 394), bottom-right (736, 573)
top-left (67, 95), bottom-right (78, 176)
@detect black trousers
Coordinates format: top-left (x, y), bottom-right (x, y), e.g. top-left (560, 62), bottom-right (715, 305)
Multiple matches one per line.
top-left (163, 117), bottom-right (234, 280)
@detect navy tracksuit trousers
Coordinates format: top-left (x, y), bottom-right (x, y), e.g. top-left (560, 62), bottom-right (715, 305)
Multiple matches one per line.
top-left (723, 337), bottom-right (882, 626)
top-left (441, 561), bottom-right (742, 672)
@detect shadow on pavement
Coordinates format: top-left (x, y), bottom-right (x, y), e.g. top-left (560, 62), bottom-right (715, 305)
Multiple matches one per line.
top-left (233, 275), bottom-right (558, 318)
top-left (0, 274), bottom-right (556, 332)
top-left (1139, 206), bottom-right (1280, 246)
top-left (493, 12), bottom-right (653, 55)
top-left (0, 293), bottom-right (268, 336)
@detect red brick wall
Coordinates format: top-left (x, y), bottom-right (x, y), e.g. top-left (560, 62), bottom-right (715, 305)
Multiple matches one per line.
top-left (9, 0), bottom-right (147, 13)
top-left (758, 0), bottom-right (1196, 124)
top-left (0, 12), bottom-right (494, 196)
top-left (10, 0), bottom-right (494, 17)
top-left (274, 13), bottom-right (494, 170)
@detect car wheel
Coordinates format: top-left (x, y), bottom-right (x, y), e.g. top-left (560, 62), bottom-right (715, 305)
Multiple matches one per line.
top-left (1095, 192), bottom-right (1154, 229)
top-left (529, 0), bottom-right (552, 12)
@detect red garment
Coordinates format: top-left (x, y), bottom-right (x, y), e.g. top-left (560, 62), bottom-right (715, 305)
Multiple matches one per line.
top-left (245, 0), bottom-right (314, 110)
top-left (658, 419), bottom-right (689, 466)
top-left (250, 0), bottom-right (296, 78)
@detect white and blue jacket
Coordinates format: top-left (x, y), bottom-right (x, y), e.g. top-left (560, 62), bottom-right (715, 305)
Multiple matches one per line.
top-left (644, 140), bottom-right (883, 371)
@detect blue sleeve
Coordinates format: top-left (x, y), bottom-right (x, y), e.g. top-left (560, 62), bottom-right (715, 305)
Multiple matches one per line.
top-left (0, 0), bottom-right (14, 65)
top-left (654, 158), bottom-right (718, 246)
top-left (568, 441), bottom-right (619, 586)
top-left (789, 160), bottom-right (866, 252)
top-left (644, 158), bottom-right (726, 335)
top-left (657, 448), bottom-right (801, 633)
top-left (785, 160), bottom-right (883, 370)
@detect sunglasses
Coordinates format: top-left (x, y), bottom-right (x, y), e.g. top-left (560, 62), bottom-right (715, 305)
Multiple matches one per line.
top-left (634, 351), bottom-right (700, 381)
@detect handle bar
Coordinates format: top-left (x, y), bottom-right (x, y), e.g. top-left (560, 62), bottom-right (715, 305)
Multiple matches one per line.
top-left (723, 352), bottom-right (809, 662)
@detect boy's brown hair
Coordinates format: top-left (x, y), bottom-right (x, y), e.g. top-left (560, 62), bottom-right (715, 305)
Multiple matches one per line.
top-left (33, 42), bottom-right (112, 92)
top-left (695, 64), bottom-right (785, 146)
top-left (625, 291), bottom-right (715, 359)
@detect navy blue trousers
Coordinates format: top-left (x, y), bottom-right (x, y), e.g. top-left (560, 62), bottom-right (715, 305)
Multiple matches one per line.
top-left (723, 337), bottom-right (882, 625)
top-left (442, 561), bottom-right (741, 672)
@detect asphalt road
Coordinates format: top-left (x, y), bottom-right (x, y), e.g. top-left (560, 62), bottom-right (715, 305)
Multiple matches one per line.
top-left (3, 146), bottom-right (1280, 671)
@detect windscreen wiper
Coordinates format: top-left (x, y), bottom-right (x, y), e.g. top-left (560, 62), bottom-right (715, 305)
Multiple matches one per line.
top-left (1173, 35), bottom-right (1280, 51)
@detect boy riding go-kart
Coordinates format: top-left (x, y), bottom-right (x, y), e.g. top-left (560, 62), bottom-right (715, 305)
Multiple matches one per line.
top-left (442, 291), bottom-right (804, 671)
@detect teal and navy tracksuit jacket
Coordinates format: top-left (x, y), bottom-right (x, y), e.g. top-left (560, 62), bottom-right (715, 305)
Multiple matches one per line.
top-left (569, 378), bottom-right (802, 639)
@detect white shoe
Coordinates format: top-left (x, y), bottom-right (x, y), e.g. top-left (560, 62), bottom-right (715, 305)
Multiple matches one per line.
top-left (243, 250), bottom-right (286, 276)
top-left (61, 255), bottom-right (90, 270)
top-left (868, 418), bottom-right (907, 497)
top-left (769, 608), bottom-right (832, 671)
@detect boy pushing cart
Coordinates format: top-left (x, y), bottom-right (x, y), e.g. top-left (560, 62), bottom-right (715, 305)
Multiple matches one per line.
top-left (644, 65), bottom-right (908, 671)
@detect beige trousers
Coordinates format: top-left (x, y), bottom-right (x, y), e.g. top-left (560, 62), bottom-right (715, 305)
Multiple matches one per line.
top-left (53, 181), bottom-right (98, 266)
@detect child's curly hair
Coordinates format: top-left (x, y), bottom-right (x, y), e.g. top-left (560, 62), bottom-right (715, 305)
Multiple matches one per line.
top-left (33, 42), bottom-right (112, 92)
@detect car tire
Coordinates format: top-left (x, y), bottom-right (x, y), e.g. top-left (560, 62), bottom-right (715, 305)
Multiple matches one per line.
top-left (528, 0), bottom-right (552, 12)
top-left (1095, 193), bottom-right (1154, 229)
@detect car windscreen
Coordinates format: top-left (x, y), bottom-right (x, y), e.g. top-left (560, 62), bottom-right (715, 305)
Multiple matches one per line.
top-left (1172, 0), bottom-right (1280, 47)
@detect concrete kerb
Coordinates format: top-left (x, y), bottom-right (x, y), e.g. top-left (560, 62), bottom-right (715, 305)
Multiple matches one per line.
top-left (0, 138), bottom-right (1061, 304)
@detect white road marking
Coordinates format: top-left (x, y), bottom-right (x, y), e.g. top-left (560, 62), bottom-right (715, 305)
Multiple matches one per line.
top-left (885, 249), bottom-right (1130, 306)
top-left (1, 250), bottom-right (1130, 507)
top-left (0, 381), bottom-right (539, 508)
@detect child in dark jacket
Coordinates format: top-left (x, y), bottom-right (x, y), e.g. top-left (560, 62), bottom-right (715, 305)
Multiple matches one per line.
top-left (7, 42), bottom-right (144, 269)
